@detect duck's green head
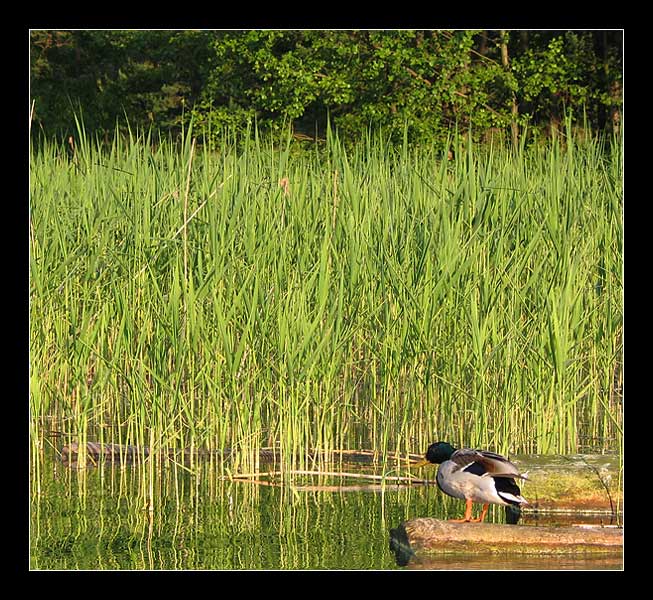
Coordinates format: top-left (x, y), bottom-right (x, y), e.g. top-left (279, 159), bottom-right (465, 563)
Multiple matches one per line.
top-left (424, 441), bottom-right (457, 464)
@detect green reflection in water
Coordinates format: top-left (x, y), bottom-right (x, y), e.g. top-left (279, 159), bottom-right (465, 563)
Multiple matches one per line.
top-left (31, 456), bottom-right (452, 570)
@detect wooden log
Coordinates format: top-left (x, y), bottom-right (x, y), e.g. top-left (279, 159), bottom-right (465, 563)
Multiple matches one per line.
top-left (61, 442), bottom-right (148, 463)
top-left (59, 441), bottom-right (384, 466)
top-left (60, 441), bottom-right (255, 463)
top-left (390, 518), bottom-right (623, 563)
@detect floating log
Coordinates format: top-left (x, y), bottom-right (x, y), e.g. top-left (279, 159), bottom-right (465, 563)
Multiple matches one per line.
top-left (60, 441), bottom-right (274, 465)
top-left (390, 518), bottom-right (623, 564)
top-left (59, 441), bottom-right (386, 467)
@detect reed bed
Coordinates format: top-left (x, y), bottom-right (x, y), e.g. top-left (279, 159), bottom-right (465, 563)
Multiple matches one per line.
top-left (29, 122), bottom-right (623, 473)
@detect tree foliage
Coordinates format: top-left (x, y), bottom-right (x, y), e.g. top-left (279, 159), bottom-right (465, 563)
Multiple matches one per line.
top-left (30, 30), bottom-right (622, 143)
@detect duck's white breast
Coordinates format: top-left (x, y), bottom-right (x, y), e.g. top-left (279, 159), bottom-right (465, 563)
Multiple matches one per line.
top-left (437, 461), bottom-right (505, 504)
top-left (436, 462), bottom-right (469, 500)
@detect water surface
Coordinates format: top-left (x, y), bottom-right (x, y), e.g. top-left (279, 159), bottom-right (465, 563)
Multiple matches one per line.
top-left (30, 454), bottom-right (622, 570)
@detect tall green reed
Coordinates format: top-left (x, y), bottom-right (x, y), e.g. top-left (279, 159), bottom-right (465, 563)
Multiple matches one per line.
top-left (30, 122), bottom-right (623, 472)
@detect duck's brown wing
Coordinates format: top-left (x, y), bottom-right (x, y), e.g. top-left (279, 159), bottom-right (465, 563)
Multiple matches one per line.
top-left (450, 448), bottom-right (527, 479)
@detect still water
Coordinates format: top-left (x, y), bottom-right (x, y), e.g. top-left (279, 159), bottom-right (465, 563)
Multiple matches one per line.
top-left (30, 454), bottom-right (622, 570)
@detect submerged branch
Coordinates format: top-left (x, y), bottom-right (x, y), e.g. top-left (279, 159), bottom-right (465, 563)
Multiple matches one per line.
top-left (228, 469), bottom-right (431, 485)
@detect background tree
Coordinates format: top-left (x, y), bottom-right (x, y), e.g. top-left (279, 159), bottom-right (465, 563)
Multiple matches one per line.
top-left (30, 30), bottom-right (623, 144)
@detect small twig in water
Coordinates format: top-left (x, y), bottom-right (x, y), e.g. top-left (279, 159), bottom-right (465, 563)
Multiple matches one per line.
top-left (227, 469), bottom-right (432, 485)
top-left (564, 456), bottom-right (616, 521)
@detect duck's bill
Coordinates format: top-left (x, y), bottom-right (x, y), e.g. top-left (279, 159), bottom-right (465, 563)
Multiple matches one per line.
top-left (410, 459), bottom-right (432, 468)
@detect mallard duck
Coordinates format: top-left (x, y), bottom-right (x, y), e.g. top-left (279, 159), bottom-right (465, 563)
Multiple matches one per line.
top-left (413, 441), bottom-right (528, 523)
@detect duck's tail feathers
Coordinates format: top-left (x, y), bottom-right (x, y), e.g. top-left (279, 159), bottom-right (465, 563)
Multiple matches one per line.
top-left (498, 491), bottom-right (529, 506)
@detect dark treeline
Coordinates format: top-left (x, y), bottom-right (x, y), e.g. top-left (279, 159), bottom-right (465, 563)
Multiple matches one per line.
top-left (30, 30), bottom-right (623, 144)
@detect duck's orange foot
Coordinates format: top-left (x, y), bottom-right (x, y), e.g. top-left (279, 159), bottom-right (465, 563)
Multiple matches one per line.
top-left (448, 501), bottom-right (490, 523)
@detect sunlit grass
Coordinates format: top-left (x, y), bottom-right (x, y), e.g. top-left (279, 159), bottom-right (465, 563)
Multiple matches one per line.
top-left (29, 120), bottom-right (623, 471)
